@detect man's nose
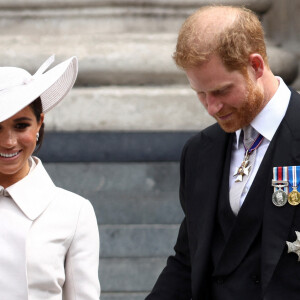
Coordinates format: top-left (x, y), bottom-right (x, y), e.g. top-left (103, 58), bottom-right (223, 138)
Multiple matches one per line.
top-left (206, 95), bottom-right (223, 116)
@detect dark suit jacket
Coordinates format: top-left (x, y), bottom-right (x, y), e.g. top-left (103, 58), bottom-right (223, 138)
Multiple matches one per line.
top-left (146, 89), bottom-right (300, 299)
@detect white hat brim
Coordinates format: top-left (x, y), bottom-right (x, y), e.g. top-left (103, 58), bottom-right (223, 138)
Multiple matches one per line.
top-left (0, 56), bottom-right (78, 122)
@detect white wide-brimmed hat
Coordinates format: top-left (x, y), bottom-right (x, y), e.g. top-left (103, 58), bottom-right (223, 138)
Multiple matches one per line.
top-left (0, 55), bottom-right (78, 122)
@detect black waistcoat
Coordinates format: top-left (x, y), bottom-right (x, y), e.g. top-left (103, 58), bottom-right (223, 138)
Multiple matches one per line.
top-left (210, 139), bottom-right (263, 299)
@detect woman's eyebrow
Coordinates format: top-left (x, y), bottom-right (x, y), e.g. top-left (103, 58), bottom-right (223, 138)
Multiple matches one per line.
top-left (13, 117), bottom-right (32, 122)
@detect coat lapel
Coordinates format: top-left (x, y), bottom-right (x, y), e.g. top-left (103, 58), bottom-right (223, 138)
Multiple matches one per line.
top-left (187, 125), bottom-right (231, 227)
top-left (261, 89), bottom-right (300, 292)
top-left (186, 125), bottom-right (231, 295)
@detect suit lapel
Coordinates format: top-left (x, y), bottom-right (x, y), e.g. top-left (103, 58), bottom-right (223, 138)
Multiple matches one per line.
top-left (187, 125), bottom-right (231, 227)
top-left (261, 90), bottom-right (300, 292)
top-left (217, 135), bottom-right (237, 241)
top-left (186, 125), bottom-right (231, 292)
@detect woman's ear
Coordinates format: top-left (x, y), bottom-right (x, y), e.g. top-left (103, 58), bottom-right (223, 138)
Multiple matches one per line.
top-left (38, 113), bottom-right (44, 129)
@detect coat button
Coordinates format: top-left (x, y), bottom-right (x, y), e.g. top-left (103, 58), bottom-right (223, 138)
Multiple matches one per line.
top-left (251, 275), bottom-right (260, 284)
top-left (216, 277), bottom-right (224, 284)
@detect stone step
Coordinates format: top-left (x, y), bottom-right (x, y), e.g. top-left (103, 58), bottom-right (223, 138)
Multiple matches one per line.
top-left (1, 34), bottom-right (298, 85)
top-left (101, 292), bottom-right (147, 300)
top-left (0, 0), bottom-right (272, 11)
top-left (44, 162), bottom-right (184, 224)
top-left (99, 257), bottom-right (167, 292)
top-left (1, 34), bottom-right (185, 85)
top-left (44, 85), bottom-right (211, 132)
top-left (0, 0), bottom-right (271, 35)
top-left (0, 0), bottom-right (297, 87)
top-left (39, 131), bottom-right (196, 163)
top-left (100, 224), bottom-right (179, 258)
top-left (91, 190), bottom-right (183, 225)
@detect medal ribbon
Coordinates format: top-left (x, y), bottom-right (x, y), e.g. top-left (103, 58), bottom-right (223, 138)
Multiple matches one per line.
top-left (273, 166), bottom-right (288, 194)
top-left (288, 166), bottom-right (300, 193)
top-left (243, 133), bottom-right (264, 155)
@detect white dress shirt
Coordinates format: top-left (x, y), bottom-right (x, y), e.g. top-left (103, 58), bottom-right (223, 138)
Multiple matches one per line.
top-left (229, 77), bottom-right (291, 208)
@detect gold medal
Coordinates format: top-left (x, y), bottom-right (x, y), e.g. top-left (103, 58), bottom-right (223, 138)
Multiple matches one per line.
top-left (288, 188), bottom-right (300, 206)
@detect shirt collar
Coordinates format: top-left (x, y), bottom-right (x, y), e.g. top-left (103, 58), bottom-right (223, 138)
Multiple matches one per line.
top-left (235, 77), bottom-right (290, 146)
top-left (5, 157), bottom-right (55, 221)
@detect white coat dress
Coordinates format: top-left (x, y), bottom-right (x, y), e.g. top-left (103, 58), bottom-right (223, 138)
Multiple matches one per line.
top-left (0, 157), bottom-right (100, 300)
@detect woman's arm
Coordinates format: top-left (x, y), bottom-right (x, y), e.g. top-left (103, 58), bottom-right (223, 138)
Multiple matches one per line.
top-left (63, 200), bottom-right (100, 300)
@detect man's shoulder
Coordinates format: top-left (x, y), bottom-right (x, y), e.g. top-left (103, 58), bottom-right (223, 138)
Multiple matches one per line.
top-left (181, 123), bottom-right (229, 161)
top-left (283, 87), bottom-right (300, 127)
top-left (179, 123), bottom-right (231, 168)
top-left (290, 87), bottom-right (300, 102)
top-left (186, 122), bottom-right (226, 147)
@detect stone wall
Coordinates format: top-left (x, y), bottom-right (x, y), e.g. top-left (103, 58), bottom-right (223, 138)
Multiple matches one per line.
top-left (263, 0), bottom-right (300, 89)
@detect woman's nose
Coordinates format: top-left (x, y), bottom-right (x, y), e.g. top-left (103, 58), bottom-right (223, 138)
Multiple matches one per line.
top-left (0, 131), bottom-right (17, 148)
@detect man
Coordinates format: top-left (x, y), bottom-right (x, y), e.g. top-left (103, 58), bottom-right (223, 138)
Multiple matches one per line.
top-left (146, 5), bottom-right (300, 300)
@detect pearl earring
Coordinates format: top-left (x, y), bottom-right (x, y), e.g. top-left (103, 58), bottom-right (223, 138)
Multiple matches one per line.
top-left (36, 133), bottom-right (39, 142)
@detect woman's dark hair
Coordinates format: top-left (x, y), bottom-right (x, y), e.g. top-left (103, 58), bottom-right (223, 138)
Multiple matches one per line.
top-left (29, 97), bottom-right (45, 153)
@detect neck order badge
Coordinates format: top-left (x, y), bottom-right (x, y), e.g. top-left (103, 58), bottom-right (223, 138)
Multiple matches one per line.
top-left (233, 133), bottom-right (264, 182)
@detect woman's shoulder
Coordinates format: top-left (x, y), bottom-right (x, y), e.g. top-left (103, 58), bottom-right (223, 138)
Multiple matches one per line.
top-left (53, 186), bottom-right (93, 210)
top-left (34, 157), bottom-right (96, 215)
top-left (45, 186), bottom-right (97, 229)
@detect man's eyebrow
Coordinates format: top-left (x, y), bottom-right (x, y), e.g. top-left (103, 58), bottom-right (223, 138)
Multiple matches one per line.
top-left (190, 83), bottom-right (233, 93)
top-left (212, 84), bottom-right (233, 92)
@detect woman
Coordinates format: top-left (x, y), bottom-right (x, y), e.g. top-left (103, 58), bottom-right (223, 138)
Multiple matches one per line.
top-left (0, 56), bottom-right (100, 299)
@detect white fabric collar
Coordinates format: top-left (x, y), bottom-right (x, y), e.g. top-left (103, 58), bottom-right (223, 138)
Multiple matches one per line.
top-left (235, 77), bottom-right (290, 145)
top-left (0, 157), bottom-right (36, 196)
top-left (5, 156), bottom-right (55, 221)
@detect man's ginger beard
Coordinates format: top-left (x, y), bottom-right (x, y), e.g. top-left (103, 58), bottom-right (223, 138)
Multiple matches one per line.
top-left (216, 78), bottom-right (264, 133)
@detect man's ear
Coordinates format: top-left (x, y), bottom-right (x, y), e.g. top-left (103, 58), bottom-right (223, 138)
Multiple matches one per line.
top-left (249, 53), bottom-right (264, 79)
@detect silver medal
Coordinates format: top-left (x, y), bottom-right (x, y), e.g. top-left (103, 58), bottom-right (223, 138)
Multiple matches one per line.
top-left (271, 167), bottom-right (288, 208)
top-left (272, 189), bottom-right (288, 207)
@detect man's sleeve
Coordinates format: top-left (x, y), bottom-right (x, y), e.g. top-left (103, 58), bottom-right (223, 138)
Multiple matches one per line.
top-left (145, 142), bottom-right (192, 300)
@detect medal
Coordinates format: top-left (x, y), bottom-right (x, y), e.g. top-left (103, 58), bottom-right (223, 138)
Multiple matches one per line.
top-left (288, 166), bottom-right (300, 206)
top-left (233, 150), bottom-right (251, 182)
top-left (286, 231), bottom-right (300, 261)
top-left (288, 189), bottom-right (300, 206)
top-left (272, 167), bottom-right (288, 207)
top-left (272, 189), bottom-right (288, 207)
top-left (233, 133), bottom-right (264, 182)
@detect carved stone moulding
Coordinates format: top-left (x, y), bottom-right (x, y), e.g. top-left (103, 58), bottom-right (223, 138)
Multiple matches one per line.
top-left (0, 0), bottom-right (272, 14)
